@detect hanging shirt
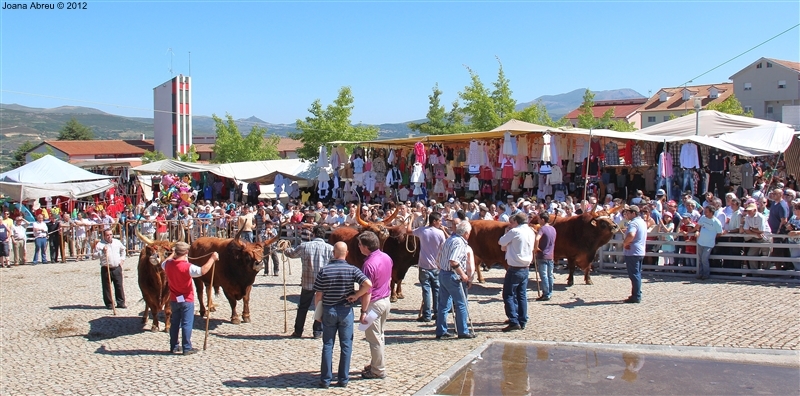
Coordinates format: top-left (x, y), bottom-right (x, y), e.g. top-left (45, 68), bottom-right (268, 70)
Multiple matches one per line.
top-left (604, 142), bottom-right (619, 165)
top-left (658, 151), bottom-right (674, 178)
top-left (679, 142), bottom-right (700, 169)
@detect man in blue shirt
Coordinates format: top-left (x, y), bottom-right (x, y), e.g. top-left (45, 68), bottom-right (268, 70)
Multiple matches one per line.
top-left (696, 206), bottom-right (724, 280)
top-left (621, 206), bottom-right (647, 303)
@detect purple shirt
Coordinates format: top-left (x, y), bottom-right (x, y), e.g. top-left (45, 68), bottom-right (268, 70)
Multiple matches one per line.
top-left (412, 226), bottom-right (446, 270)
top-left (362, 249), bottom-right (393, 301)
top-left (537, 224), bottom-right (556, 260)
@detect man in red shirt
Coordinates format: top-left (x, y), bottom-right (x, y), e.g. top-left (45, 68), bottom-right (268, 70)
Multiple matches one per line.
top-left (156, 209), bottom-right (168, 241)
top-left (162, 242), bottom-right (218, 355)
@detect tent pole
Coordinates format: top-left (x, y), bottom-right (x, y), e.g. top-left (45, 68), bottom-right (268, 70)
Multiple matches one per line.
top-left (583, 128), bottom-right (593, 203)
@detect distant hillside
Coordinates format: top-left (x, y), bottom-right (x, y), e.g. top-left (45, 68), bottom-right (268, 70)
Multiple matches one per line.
top-left (516, 88), bottom-right (645, 120)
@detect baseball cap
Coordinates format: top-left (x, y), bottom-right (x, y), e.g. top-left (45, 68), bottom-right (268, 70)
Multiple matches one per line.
top-left (436, 203), bottom-right (445, 210)
top-left (478, 203), bottom-right (488, 210)
top-left (517, 198), bottom-right (525, 204)
top-left (506, 195), bottom-right (514, 199)
top-left (174, 242), bottom-right (190, 255)
top-left (625, 205), bottom-right (640, 214)
top-left (663, 211), bottom-right (673, 219)
top-left (448, 197), bottom-right (455, 203)
top-left (745, 203), bottom-right (757, 211)
top-left (656, 189), bottom-right (666, 196)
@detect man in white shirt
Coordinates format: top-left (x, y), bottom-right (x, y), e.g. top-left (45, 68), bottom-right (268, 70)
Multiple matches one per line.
top-left (11, 216), bottom-right (29, 266)
top-left (741, 203), bottom-right (771, 270)
top-left (94, 228), bottom-right (127, 309)
top-left (498, 212), bottom-right (535, 332)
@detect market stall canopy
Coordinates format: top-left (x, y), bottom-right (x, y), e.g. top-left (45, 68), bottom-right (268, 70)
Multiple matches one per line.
top-left (235, 159), bottom-right (316, 184)
top-left (131, 159), bottom-right (221, 174)
top-left (636, 110), bottom-right (776, 137)
top-left (716, 122), bottom-right (797, 157)
top-left (0, 155), bottom-right (116, 201)
top-left (489, 119), bottom-right (564, 133)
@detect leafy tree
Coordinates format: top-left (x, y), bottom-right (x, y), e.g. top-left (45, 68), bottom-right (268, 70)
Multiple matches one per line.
top-left (290, 86), bottom-right (378, 161)
top-left (11, 141), bottom-right (36, 168)
top-left (408, 84), bottom-right (466, 135)
top-left (211, 114), bottom-right (280, 163)
top-left (141, 150), bottom-right (167, 164)
top-left (706, 94), bottom-right (753, 117)
top-left (512, 101), bottom-right (562, 127)
top-left (459, 66), bottom-right (499, 132)
top-left (176, 145), bottom-right (199, 163)
top-left (491, 57), bottom-right (516, 123)
top-left (608, 119), bottom-right (637, 132)
top-left (57, 117), bottom-right (94, 140)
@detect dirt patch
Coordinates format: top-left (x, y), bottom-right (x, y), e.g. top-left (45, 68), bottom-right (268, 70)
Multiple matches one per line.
top-left (38, 318), bottom-right (81, 338)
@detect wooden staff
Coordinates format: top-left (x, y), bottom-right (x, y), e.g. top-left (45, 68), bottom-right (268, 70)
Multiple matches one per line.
top-left (203, 259), bottom-right (217, 351)
top-left (283, 254), bottom-right (288, 333)
top-left (105, 245), bottom-right (117, 316)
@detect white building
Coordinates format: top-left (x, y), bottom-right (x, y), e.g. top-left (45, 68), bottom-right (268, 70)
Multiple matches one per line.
top-left (153, 75), bottom-right (192, 158)
top-left (729, 57), bottom-right (800, 122)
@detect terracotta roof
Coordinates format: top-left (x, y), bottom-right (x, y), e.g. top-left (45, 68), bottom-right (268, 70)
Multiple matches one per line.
top-left (637, 83), bottom-right (734, 113)
top-left (276, 137), bottom-right (302, 152)
top-left (42, 140), bottom-right (147, 156)
top-left (194, 143), bottom-right (215, 153)
top-left (769, 58), bottom-right (800, 73)
top-left (565, 98), bottom-right (647, 120)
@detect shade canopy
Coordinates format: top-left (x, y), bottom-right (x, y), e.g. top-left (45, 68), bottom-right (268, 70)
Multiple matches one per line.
top-left (0, 155), bottom-right (116, 201)
top-left (716, 122), bottom-right (798, 157)
top-left (132, 158), bottom-right (315, 183)
top-left (636, 110), bottom-right (776, 137)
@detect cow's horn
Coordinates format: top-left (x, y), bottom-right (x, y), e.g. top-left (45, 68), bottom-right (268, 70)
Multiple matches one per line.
top-left (382, 207), bottom-right (399, 225)
top-left (355, 203), bottom-right (369, 228)
top-left (136, 228), bottom-right (155, 247)
top-left (233, 217), bottom-right (247, 242)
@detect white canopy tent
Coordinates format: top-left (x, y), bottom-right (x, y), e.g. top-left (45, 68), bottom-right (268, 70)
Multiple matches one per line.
top-left (0, 155), bottom-right (116, 201)
top-left (131, 159), bottom-right (222, 174)
top-left (132, 158), bottom-right (315, 183)
top-left (636, 110), bottom-right (777, 137)
top-left (716, 122), bottom-right (798, 157)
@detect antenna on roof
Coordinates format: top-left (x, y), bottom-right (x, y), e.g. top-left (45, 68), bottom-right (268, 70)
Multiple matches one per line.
top-left (167, 48), bottom-right (174, 76)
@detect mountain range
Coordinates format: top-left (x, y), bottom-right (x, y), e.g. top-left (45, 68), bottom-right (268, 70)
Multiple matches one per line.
top-left (0, 88), bottom-right (644, 154)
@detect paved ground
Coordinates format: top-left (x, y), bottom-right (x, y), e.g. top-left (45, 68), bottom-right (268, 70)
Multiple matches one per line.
top-left (1, 250), bottom-right (798, 395)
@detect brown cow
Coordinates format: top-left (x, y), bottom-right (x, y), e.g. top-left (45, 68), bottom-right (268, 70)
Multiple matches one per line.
top-left (328, 205), bottom-right (419, 302)
top-left (468, 209), bottom-right (620, 286)
top-left (190, 224), bottom-right (280, 324)
top-left (136, 230), bottom-right (174, 332)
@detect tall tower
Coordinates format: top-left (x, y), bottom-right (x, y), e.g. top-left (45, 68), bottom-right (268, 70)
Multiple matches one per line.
top-left (153, 74), bottom-right (192, 158)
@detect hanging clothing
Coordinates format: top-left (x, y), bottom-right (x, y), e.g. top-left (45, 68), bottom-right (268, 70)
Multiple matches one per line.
top-left (604, 142), bottom-right (619, 166)
top-left (353, 157), bottom-right (365, 173)
top-left (631, 143), bottom-right (643, 167)
top-left (658, 151), bottom-right (674, 178)
top-left (541, 134), bottom-right (552, 162)
top-left (523, 173), bottom-right (534, 189)
top-left (414, 142), bottom-right (427, 165)
top-left (468, 176), bottom-right (480, 191)
top-left (467, 140), bottom-right (480, 166)
top-left (511, 174), bottom-right (521, 192)
top-left (501, 157), bottom-right (515, 179)
top-left (433, 180), bottom-right (445, 195)
top-left (548, 166), bottom-right (563, 185)
top-left (549, 134), bottom-right (560, 165)
top-left (410, 163), bottom-right (425, 184)
top-left (679, 142), bottom-right (700, 169)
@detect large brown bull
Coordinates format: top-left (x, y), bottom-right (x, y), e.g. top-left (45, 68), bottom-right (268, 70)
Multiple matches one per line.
top-left (136, 230), bottom-right (174, 332)
top-left (189, 224), bottom-right (281, 324)
top-left (328, 205), bottom-right (419, 302)
top-left (468, 209), bottom-right (620, 286)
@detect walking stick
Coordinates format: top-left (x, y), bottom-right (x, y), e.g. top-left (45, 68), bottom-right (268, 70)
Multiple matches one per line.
top-left (458, 281), bottom-right (474, 335)
top-left (283, 256), bottom-right (288, 333)
top-left (203, 259), bottom-right (217, 351)
top-left (532, 255), bottom-right (542, 298)
top-left (105, 247), bottom-right (117, 316)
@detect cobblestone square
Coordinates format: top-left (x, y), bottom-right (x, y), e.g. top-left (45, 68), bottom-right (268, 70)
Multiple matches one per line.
top-left (1, 255), bottom-right (798, 395)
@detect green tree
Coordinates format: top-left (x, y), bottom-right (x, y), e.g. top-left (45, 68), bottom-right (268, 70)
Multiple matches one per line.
top-left (459, 66), bottom-right (499, 132)
top-left (212, 114), bottom-right (281, 163)
top-left (576, 89), bottom-right (615, 129)
top-left (290, 86), bottom-right (378, 161)
top-left (11, 141), bottom-right (36, 168)
top-left (176, 145), bottom-right (199, 162)
top-left (408, 84), bottom-right (466, 135)
top-left (57, 117), bottom-right (94, 140)
top-left (608, 119), bottom-right (637, 132)
top-left (142, 150), bottom-right (167, 164)
top-left (511, 101), bottom-right (561, 127)
top-left (491, 57), bottom-right (516, 123)
top-left (706, 94), bottom-right (753, 117)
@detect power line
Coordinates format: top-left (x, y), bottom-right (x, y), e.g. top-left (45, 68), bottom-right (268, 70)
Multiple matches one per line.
top-left (679, 23), bottom-right (799, 86)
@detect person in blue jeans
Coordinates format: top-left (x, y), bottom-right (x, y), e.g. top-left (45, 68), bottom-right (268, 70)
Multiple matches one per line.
top-left (535, 212), bottom-right (557, 301)
top-left (435, 222), bottom-right (476, 339)
top-left (498, 212), bottom-right (536, 332)
top-left (695, 205), bottom-right (724, 280)
top-left (314, 242), bottom-right (372, 388)
top-left (31, 214), bottom-right (48, 264)
top-left (409, 211), bottom-right (447, 322)
top-left (161, 242), bottom-right (218, 355)
top-left (621, 206), bottom-right (647, 303)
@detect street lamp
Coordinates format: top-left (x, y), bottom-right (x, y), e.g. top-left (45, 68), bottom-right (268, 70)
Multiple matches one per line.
top-left (694, 97), bottom-right (702, 136)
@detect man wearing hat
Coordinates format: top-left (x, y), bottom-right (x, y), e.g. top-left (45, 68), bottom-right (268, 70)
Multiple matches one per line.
top-left (162, 242), bottom-right (219, 355)
top-left (621, 205), bottom-right (647, 303)
top-left (741, 202), bottom-right (771, 270)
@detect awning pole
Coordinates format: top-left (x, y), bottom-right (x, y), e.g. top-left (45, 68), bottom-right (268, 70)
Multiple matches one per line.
top-left (583, 128), bottom-right (593, 203)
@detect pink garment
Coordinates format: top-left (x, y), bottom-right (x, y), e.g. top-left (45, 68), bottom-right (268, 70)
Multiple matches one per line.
top-left (414, 142), bottom-right (427, 165)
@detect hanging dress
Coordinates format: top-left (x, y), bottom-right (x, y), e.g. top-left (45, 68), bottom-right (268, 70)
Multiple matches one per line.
top-left (523, 173), bottom-right (534, 189)
top-left (468, 176), bottom-right (480, 191)
top-left (501, 157), bottom-right (515, 179)
top-left (410, 163), bottom-right (424, 184)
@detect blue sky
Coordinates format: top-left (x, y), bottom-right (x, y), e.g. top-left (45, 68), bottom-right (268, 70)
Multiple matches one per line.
top-left (1, 1), bottom-right (798, 125)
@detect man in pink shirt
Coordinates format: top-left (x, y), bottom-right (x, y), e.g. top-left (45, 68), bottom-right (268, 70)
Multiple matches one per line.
top-left (356, 231), bottom-right (392, 380)
top-left (162, 242), bottom-right (218, 355)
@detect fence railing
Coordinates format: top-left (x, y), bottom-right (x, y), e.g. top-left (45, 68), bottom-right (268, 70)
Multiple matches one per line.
top-left (598, 231), bottom-right (799, 283)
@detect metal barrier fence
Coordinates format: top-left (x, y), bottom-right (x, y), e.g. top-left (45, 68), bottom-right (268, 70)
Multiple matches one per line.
top-left (598, 231), bottom-right (800, 283)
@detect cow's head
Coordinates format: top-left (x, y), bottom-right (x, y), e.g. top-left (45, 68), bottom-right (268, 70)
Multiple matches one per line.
top-left (589, 215), bottom-right (620, 236)
top-left (137, 229), bottom-right (175, 266)
top-left (227, 219), bottom-right (281, 273)
top-left (355, 203), bottom-right (399, 247)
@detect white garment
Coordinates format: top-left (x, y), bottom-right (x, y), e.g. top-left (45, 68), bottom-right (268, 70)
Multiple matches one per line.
top-left (517, 135), bottom-right (529, 157)
top-left (468, 140), bottom-right (481, 166)
top-left (541, 134), bottom-right (552, 162)
top-left (433, 180), bottom-right (445, 194)
top-left (548, 166), bottom-right (563, 185)
top-left (549, 134), bottom-right (559, 164)
top-left (573, 137), bottom-right (588, 162)
top-left (365, 172), bottom-right (376, 192)
top-left (511, 175), bottom-right (521, 191)
top-left (523, 174), bottom-right (534, 189)
top-left (445, 165), bottom-right (455, 181)
top-left (679, 142), bottom-right (700, 169)
top-left (398, 187), bottom-right (410, 201)
top-left (353, 157), bottom-right (365, 173)
top-left (410, 163), bottom-right (425, 183)
top-left (502, 131), bottom-right (515, 156)
top-left (468, 176), bottom-right (480, 191)
top-left (317, 169), bottom-right (330, 182)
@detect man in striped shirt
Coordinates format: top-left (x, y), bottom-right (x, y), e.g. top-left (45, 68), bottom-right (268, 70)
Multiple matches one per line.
top-left (313, 242), bottom-right (372, 388)
top-left (435, 221), bottom-right (476, 340)
top-left (285, 226), bottom-right (332, 338)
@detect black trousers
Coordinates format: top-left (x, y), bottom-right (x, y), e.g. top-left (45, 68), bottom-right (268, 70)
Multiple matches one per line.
top-left (49, 235), bottom-right (63, 262)
top-left (294, 288), bottom-right (322, 335)
top-left (263, 249), bottom-right (280, 275)
top-left (101, 266), bottom-right (126, 308)
top-left (709, 172), bottom-right (726, 197)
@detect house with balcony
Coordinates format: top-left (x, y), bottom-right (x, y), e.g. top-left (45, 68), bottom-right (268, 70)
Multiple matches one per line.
top-left (635, 83), bottom-right (733, 128)
top-left (729, 57), bottom-right (800, 122)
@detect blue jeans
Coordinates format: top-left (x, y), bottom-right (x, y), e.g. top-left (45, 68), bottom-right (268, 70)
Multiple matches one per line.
top-left (655, 175), bottom-right (673, 200)
top-left (698, 245), bottom-right (713, 278)
top-left (682, 169), bottom-right (695, 195)
top-left (240, 231), bottom-right (253, 243)
top-left (625, 256), bottom-right (643, 301)
top-left (537, 259), bottom-right (554, 298)
top-left (418, 268), bottom-right (439, 320)
top-left (436, 271), bottom-right (469, 337)
top-left (320, 304), bottom-right (354, 386)
top-left (169, 301), bottom-right (195, 352)
top-left (502, 267), bottom-right (529, 327)
top-left (33, 237), bottom-right (47, 263)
